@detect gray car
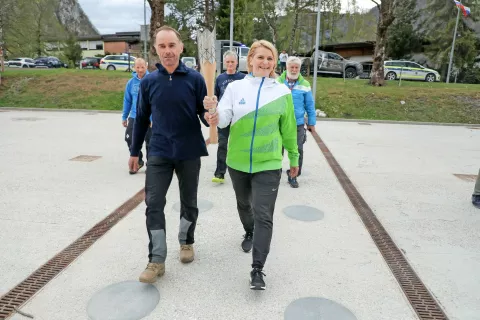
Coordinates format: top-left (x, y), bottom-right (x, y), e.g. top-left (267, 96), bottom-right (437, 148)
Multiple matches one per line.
top-left (300, 50), bottom-right (363, 79)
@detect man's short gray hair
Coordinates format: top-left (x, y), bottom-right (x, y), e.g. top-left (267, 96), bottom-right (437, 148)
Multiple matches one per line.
top-left (223, 50), bottom-right (238, 60)
top-left (286, 56), bottom-right (302, 67)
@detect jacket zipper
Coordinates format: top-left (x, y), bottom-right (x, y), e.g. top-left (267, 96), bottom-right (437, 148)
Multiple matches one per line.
top-left (249, 77), bottom-right (265, 173)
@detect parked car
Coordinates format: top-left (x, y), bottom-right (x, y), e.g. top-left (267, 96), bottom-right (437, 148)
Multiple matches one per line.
top-left (34, 56), bottom-right (65, 68)
top-left (384, 60), bottom-right (440, 82)
top-left (8, 58), bottom-right (36, 68)
top-left (181, 57), bottom-right (197, 70)
top-left (100, 54), bottom-right (135, 71)
top-left (300, 50), bottom-right (363, 78)
top-left (80, 57), bottom-right (101, 69)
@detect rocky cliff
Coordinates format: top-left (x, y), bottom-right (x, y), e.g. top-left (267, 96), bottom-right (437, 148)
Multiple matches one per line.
top-left (55, 0), bottom-right (99, 37)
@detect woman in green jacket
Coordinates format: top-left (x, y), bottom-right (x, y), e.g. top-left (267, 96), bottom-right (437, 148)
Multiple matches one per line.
top-left (204, 40), bottom-right (299, 290)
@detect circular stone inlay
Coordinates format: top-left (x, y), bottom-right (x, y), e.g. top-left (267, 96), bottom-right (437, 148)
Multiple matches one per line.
top-left (284, 297), bottom-right (357, 320)
top-left (87, 280), bottom-right (160, 320)
top-left (283, 205), bottom-right (324, 221)
top-left (173, 199), bottom-right (213, 213)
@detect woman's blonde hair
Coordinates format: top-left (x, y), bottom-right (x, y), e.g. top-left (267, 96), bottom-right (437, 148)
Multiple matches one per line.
top-left (247, 40), bottom-right (278, 78)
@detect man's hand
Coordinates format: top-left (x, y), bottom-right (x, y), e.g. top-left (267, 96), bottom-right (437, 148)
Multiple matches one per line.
top-left (203, 95), bottom-right (218, 114)
top-left (307, 125), bottom-right (316, 133)
top-left (122, 120), bottom-right (128, 128)
top-left (128, 156), bottom-right (139, 173)
top-left (289, 166), bottom-right (299, 178)
top-left (204, 112), bottom-right (219, 126)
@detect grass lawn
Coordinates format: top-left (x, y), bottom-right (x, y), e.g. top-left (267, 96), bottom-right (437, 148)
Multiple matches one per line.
top-left (1, 68), bottom-right (479, 123)
top-left (311, 76), bottom-right (480, 124)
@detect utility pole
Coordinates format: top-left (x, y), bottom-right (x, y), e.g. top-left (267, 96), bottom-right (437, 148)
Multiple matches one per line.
top-left (312, 0), bottom-right (322, 105)
top-left (446, 7), bottom-right (460, 83)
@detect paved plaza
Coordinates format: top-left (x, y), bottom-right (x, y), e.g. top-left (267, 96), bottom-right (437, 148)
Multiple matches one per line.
top-left (0, 109), bottom-right (479, 320)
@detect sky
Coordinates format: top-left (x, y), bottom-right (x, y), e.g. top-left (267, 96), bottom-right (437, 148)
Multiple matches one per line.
top-left (78, 0), bottom-right (376, 35)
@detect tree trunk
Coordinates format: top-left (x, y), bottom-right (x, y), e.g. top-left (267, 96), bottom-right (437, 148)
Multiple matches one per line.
top-left (288, 0), bottom-right (299, 55)
top-left (369, 0), bottom-right (396, 86)
top-left (262, 1), bottom-right (277, 47)
top-left (147, 0), bottom-right (165, 71)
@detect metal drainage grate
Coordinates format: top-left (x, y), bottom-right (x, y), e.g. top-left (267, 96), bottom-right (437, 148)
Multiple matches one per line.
top-left (310, 130), bottom-right (449, 320)
top-left (69, 155), bottom-right (102, 162)
top-left (453, 174), bottom-right (478, 182)
top-left (0, 189), bottom-right (145, 319)
top-left (358, 122), bottom-right (372, 125)
top-left (466, 126), bottom-right (480, 130)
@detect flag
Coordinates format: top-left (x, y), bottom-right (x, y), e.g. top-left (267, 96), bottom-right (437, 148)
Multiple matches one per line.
top-left (453, 0), bottom-right (471, 17)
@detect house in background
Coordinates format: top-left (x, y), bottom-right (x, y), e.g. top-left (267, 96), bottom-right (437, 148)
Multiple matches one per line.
top-left (45, 31), bottom-right (142, 59)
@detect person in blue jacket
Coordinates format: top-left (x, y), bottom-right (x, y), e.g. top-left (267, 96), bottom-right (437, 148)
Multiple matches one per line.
top-left (277, 56), bottom-right (316, 188)
top-left (122, 58), bottom-right (152, 174)
top-left (128, 26), bottom-right (210, 284)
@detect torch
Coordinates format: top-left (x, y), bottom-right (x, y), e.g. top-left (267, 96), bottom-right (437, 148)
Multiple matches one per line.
top-left (197, 26), bottom-right (218, 145)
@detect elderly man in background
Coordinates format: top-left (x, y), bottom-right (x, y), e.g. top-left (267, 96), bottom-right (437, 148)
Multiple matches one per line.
top-left (277, 56), bottom-right (316, 188)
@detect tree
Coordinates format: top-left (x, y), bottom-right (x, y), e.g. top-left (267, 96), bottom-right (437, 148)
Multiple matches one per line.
top-left (340, 0), bottom-right (377, 43)
top-left (63, 34), bottom-right (82, 67)
top-left (385, 0), bottom-right (421, 59)
top-left (369, 0), bottom-right (397, 86)
top-left (286, 0), bottom-right (316, 54)
top-left (262, 0), bottom-right (287, 47)
top-left (420, 0), bottom-right (479, 77)
top-left (321, 0), bottom-right (342, 45)
top-left (147, 0), bottom-right (166, 70)
top-left (2, 0), bottom-right (62, 58)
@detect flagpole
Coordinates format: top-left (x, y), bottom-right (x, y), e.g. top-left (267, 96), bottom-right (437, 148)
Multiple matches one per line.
top-left (446, 7), bottom-right (460, 84)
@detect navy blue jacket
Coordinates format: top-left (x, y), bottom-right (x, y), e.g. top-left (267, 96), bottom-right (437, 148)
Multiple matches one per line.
top-left (131, 61), bottom-right (209, 160)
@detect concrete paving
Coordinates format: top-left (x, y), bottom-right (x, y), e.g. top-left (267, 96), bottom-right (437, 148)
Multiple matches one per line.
top-left (317, 121), bottom-right (480, 320)
top-left (1, 110), bottom-right (478, 320)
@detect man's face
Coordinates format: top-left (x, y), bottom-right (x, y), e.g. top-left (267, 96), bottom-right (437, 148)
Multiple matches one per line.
top-left (287, 63), bottom-right (300, 79)
top-left (155, 30), bottom-right (183, 67)
top-left (134, 61), bottom-right (146, 78)
top-left (225, 55), bottom-right (238, 73)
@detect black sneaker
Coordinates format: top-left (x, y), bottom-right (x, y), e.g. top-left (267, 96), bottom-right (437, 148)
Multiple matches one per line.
top-left (241, 232), bottom-right (253, 252)
top-left (287, 170), bottom-right (299, 188)
top-left (250, 268), bottom-right (266, 290)
top-left (473, 195), bottom-right (480, 209)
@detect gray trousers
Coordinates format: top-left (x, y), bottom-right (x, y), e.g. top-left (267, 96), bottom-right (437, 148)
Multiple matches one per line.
top-left (228, 167), bottom-right (281, 269)
top-left (474, 169), bottom-right (480, 195)
top-left (282, 125), bottom-right (306, 175)
top-left (145, 156), bottom-right (201, 263)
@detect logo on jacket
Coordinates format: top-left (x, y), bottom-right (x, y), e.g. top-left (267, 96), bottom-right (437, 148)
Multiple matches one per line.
top-left (239, 98), bottom-right (246, 105)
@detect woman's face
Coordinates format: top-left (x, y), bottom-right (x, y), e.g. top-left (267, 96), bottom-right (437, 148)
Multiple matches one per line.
top-left (250, 46), bottom-right (275, 78)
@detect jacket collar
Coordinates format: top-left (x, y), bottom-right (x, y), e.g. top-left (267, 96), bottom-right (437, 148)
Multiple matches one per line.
top-left (278, 71), bottom-right (303, 84)
top-left (156, 60), bottom-right (189, 75)
top-left (245, 73), bottom-right (277, 88)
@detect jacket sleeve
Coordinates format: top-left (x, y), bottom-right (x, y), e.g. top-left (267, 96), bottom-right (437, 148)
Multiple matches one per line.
top-left (304, 88), bottom-right (316, 126)
top-left (196, 75), bottom-right (209, 127)
top-left (130, 80), bottom-right (151, 156)
top-left (217, 83), bottom-right (234, 129)
top-left (122, 80), bottom-right (132, 121)
top-left (214, 77), bottom-right (221, 100)
top-left (280, 94), bottom-right (299, 167)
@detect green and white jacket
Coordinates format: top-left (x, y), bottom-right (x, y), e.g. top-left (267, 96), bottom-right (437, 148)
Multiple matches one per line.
top-left (217, 74), bottom-right (299, 173)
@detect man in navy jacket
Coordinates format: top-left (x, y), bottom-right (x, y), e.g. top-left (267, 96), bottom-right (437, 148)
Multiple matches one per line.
top-left (129, 26), bottom-right (209, 284)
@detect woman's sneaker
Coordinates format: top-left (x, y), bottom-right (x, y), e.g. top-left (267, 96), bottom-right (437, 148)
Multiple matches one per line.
top-left (241, 232), bottom-right (253, 252)
top-left (250, 268), bottom-right (266, 290)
